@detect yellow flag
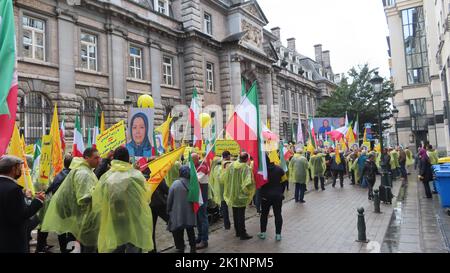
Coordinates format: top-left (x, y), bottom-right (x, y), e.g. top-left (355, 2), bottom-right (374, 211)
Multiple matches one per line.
top-left (374, 143), bottom-right (381, 153)
top-left (339, 137), bottom-right (347, 151)
top-left (8, 125), bottom-right (35, 195)
top-left (268, 148), bottom-right (280, 165)
top-left (147, 145), bottom-right (186, 199)
top-left (363, 128), bottom-right (367, 142)
top-left (21, 134), bottom-right (26, 151)
top-left (307, 139), bottom-right (315, 154)
top-left (155, 114), bottom-right (173, 151)
top-left (100, 111), bottom-right (106, 133)
top-left (346, 125), bottom-right (355, 147)
top-left (335, 144), bottom-right (341, 164)
top-left (50, 104), bottom-right (63, 175)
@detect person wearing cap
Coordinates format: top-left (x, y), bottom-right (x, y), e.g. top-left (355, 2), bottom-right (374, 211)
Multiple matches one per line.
top-left (0, 155), bottom-right (45, 253)
top-left (288, 148), bottom-right (308, 203)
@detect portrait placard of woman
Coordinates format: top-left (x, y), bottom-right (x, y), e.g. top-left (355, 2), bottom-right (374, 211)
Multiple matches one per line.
top-left (126, 110), bottom-right (153, 157)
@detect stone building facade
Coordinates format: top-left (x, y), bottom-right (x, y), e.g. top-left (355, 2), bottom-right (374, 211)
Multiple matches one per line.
top-left (14, 0), bottom-right (337, 146)
top-left (384, 0), bottom-right (450, 154)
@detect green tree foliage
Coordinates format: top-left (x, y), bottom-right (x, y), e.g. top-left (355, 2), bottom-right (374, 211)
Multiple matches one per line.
top-left (317, 64), bottom-right (394, 138)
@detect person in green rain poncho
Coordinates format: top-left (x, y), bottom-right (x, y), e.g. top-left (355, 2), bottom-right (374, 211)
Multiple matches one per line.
top-left (41, 148), bottom-right (100, 252)
top-left (165, 160), bottom-right (181, 188)
top-left (427, 145), bottom-right (439, 194)
top-left (209, 151), bottom-right (232, 230)
top-left (389, 148), bottom-right (400, 180)
top-left (91, 147), bottom-right (153, 253)
top-left (288, 148), bottom-right (309, 203)
top-left (309, 150), bottom-right (326, 191)
top-left (223, 152), bottom-right (255, 240)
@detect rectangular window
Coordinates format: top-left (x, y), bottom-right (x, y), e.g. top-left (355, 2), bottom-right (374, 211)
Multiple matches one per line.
top-left (409, 98), bottom-right (427, 130)
top-left (204, 12), bottom-right (212, 35)
top-left (156, 0), bottom-right (168, 15)
top-left (206, 62), bottom-right (214, 92)
top-left (80, 32), bottom-right (97, 71)
top-left (291, 93), bottom-right (298, 112)
top-left (129, 46), bottom-right (142, 79)
top-left (281, 90), bottom-right (287, 111)
top-left (163, 56), bottom-right (173, 85)
top-left (401, 6), bottom-right (429, 84)
top-left (22, 15), bottom-right (45, 61)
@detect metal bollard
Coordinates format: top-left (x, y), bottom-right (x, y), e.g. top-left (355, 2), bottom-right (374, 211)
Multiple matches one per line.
top-left (373, 189), bottom-right (381, 214)
top-left (356, 207), bottom-right (369, 243)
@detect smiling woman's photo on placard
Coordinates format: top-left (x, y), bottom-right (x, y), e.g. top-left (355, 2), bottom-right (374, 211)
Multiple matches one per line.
top-left (127, 108), bottom-right (154, 158)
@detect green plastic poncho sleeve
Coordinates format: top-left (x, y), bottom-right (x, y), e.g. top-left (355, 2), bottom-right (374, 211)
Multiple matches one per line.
top-left (405, 150), bottom-right (414, 166)
top-left (165, 161), bottom-right (181, 188)
top-left (41, 161), bottom-right (99, 247)
top-left (91, 160), bottom-right (154, 253)
top-left (223, 161), bottom-right (255, 208)
top-left (309, 154), bottom-right (325, 177)
top-left (210, 164), bottom-right (224, 205)
top-left (428, 151), bottom-right (439, 165)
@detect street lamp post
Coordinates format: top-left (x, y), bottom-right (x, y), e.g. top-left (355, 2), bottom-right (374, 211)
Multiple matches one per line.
top-left (392, 106), bottom-right (399, 146)
top-left (370, 72), bottom-right (391, 188)
top-left (370, 72), bottom-right (384, 151)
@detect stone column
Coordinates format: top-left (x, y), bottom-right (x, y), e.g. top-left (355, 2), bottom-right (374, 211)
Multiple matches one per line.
top-left (265, 71), bottom-right (274, 118)
top-left (230, 54), bottom-right (242, 106)
top-left (56, 9), bottom-right (79, 150)
top-left (150, 42), bottom-right (164, 124)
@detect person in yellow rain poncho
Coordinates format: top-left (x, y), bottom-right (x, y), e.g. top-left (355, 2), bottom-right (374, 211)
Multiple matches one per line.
top-left (41, 148), bottom-right (100, 252)
top-left (209, 151), bottom-right (232, 230)
top-left (309, 150), bottom-right (326, 191)
top-left (288, 148), bottom-right (308, 203)
top-left (223, 152), bottom-right (255, 240)
top-left (91, 147), bottom-right (153, 253)
top-left (405, 147), bottom-right (414, 167)
top-left (389, 148), bottom-right (400, 180)
top-left (426, 145), bottom-right (439, 194)
top-left (165, 160), bottom-right (181, 188)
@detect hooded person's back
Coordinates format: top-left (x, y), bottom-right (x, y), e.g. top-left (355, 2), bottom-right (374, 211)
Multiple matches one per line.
top-left (41, 157), bottom-right (99, 247)
top-left (309, 153), bottom-right (325, 177)
top-left (91, 160), bottom-right (153, 253)
top-left (288, 154), bottom-right (308, 184)
top-left (222, 161), bottom-right (255, 208)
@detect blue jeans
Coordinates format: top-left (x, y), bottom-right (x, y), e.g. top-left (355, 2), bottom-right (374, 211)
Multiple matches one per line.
top-left (253, 189), bottom-right (261, 213)
top-left (294, 183), bottom-right (306, 202)
top-left (220, 201), bottom-right (230, 228)
top-left (197, 184), bottom-right (209, 242)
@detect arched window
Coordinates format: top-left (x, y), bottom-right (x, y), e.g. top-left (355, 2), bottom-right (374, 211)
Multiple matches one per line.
top-left (20, 92), bottom-right (52, 144)
top-left (80, 98), bottom-right (102, 142)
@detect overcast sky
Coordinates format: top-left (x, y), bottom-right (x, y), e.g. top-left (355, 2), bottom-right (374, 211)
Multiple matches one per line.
top-left (258, 0), bottom-right (391, 78)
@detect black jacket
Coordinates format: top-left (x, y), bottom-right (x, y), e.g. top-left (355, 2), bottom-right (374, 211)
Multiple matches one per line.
top-left (362, 160), bottom-right (379, 183)
top-left (330, 153), bottom-right (346, 171)
top-left (0, 176), bottom-right (43, 253)
top-left (94, 158), bottom-right (111, 179)
top-left (260, 163), bottom-right (286, 200)
top-left (151, 180), bottom-right (169, 209)
top-left (46, 168), bottom-right (70, 195)
top-left (419, 158), bottom-right (433, 182)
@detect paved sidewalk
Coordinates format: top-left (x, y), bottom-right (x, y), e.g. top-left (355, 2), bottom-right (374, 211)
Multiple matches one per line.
top-left (163, 177), bottom-right (402, 253)
top-left (381, 175), bottom-right (450, 253)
